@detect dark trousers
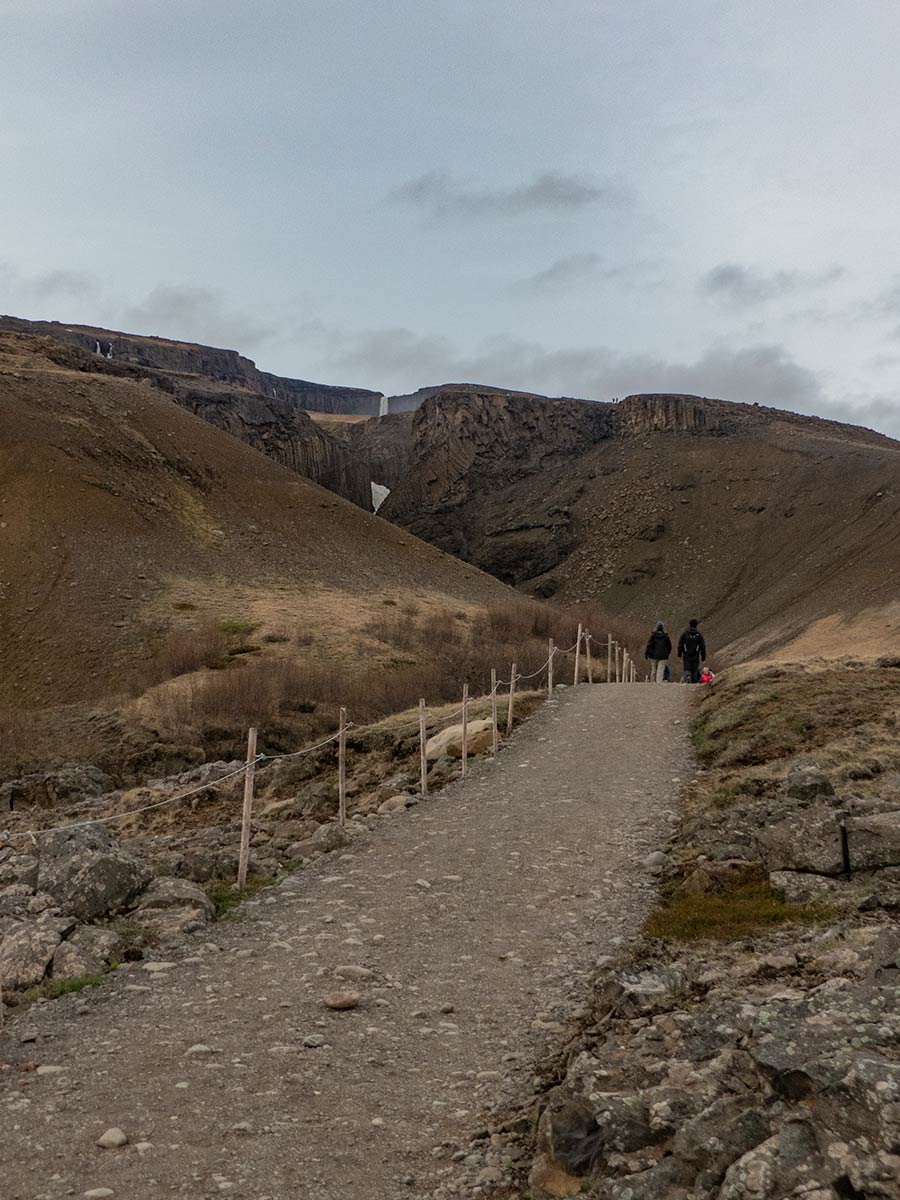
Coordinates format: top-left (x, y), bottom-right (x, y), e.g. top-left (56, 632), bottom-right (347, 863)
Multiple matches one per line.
top-left (682, 659), bottom-right (701, 683)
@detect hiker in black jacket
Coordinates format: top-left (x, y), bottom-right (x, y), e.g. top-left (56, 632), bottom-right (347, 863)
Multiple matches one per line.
top-left (677, 619), bottom-right (707, 683)
top-left (644, 621), bottom-right (672, 683)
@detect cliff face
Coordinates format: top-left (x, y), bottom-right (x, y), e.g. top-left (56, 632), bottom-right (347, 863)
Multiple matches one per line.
top-left (379, 388), bottom-right (900, 663)
top-left (379, 390), bottom-right (615, 578)
top-left (383, 390), bottom-right (615, 521)
top-left (618, 393), bottom-right (729, 435)
top-left (343, 412), bottom-right (415, 490)
top-left (0, 317), bottom-right (382, 415)
top-left (0, 316), bottom-right (377, 507)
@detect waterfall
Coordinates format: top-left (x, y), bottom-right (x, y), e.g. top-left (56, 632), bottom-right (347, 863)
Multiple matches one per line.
top-left (371, 482), bottom-right (390, 512)
top-left (378, 395), bottom-right (388, 417)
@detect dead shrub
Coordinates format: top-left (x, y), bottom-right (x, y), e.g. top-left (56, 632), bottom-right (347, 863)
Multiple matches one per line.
top-left (144, 622), bottom-right (229, 684)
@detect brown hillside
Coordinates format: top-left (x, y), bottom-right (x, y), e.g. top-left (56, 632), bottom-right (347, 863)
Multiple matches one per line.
top-left (382, 391), bottom-right (900, 662)
top-left (0, 333), bottom-right (510, 711)
top-left (0, 315), bottom-right (381, 507)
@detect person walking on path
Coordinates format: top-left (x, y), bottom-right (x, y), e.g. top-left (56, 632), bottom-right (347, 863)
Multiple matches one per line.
top-left (644, 621), bottom-right (672, 683)
top-left (677, 618), bottom-right (707, 683)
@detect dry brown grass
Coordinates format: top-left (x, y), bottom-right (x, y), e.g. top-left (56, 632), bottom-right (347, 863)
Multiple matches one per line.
top-left (144, 621), bottom-right (229, 684)
top-left (144, 596), bottom-right (638, 734)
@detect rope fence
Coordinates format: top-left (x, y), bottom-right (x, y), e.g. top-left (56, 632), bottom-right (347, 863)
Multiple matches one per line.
top-left (0, 626), bottom-right (645, 1031)
top-left (0, 628), bottom-right (642, 874)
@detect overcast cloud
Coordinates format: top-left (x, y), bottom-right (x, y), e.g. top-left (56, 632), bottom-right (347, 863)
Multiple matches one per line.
top-left (390, 171), bottom-right (628, 220)
top-left (1, 1), bottom-right (899, 436)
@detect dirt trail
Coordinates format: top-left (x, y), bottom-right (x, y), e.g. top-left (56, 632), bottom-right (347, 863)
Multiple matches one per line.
top-left (1, 684), bottom-right (692, 1200)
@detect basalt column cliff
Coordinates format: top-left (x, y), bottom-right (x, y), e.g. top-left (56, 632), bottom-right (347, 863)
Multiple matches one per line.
top-left (382, 389), bottom-right (900, 660)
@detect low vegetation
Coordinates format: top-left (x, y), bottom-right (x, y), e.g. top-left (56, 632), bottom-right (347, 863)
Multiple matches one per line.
top-left (643, 875), bottom-right (822, 942)
top-left (21, 973), bottom-right (104, 1004)
top-left (143, 598), bottom-right (644, 744)
top-left (691, 661), bottom-right (900, 775)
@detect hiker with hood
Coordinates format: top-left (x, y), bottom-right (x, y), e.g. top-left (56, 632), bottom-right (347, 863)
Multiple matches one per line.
top-left (644, 621), bottom-right (672, 683)
top-left (678, 618), bottom-right (707, 683)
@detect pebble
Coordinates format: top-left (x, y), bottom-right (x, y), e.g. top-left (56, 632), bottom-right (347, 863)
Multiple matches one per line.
top-left (303, 1034), bottom-right (326, 1048)
top-left (322, 991), bottom-right (361, 1011)
top-left (333, 964), bottom-right (374, 981)
top-left (96, 1128), bottom-right (128, 1149)
top-left (185, 1044), bottom-right (215, 1056)
top-left (35, 1065), bottom-right (64, 1075)
top-left (84, 1191), bottom-right (115, 1198)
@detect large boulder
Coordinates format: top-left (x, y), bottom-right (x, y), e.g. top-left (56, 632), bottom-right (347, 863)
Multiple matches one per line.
top-left (51, 925), bottom-right (123, 980)
top-left (0, 849), bottom-right (39, 891)
top-left (36, 825), bottom-right (152, 921)
top-left (0, 915), bottom-right (75, 990)
top-left (130, 877), bottom-right (214, 939)
top-left (758, 807), bottom-right (900, 875)
top-left (757, 808), bottom-right (845, 875)
top-left (0, 764), bottom-right (114, 812)
top-left (782, 763), bottom-right (834, 804)
top-left (285, 821), bottom-right (350, 861)
top-left (425, 718), bottom-right (493, 762)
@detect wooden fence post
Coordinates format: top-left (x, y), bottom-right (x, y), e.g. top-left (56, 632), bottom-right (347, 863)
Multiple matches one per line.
top-left (547, 639), bottom-right (554, 697)
top-left (623, 650), bottom-right (629, 684)
top-left (607, 634), bottom-right (612, 683)
top-left (506, 663), bottom-right (517, 736)
top-left (461, 683), bottom-right (469, 778)
top-left (585, 632), bottom-right (593, 683)
top-left (615, 643), bottom-right (621, 683)
top-left (491, 669), bottom-right (499, 759)
top-left (573, 622), bottom-right (583, 685)
top-left (338, 706), bottom-right (347, 828)
top-left (237, 726), bottom-right (257, 890)
top-left (419, 698), bottom-right (428, 797)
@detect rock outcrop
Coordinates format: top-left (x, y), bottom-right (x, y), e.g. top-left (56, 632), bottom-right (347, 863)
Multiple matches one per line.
top-left (0, 316), bottom-right (382, 415)
top-left (380, 386), bottom-right (900, 662)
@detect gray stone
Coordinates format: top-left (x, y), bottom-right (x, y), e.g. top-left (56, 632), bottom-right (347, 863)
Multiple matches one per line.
top-left (96, 1128), bottom-right (128, 1149)
top-left (0, 850), bottom-right (39, 891)
top-left (130, 877), bottom-right (214, 939)
top-left (51, 925), bottom-right (122, 980)
top-left (285, 822), bottom-right (350, 860)
top-left (0, 763), bottom-right (114, 812)
top-left (0, 915), bottom-right (76, 989)
top-left (36, 825), bottom-right (152, 921)
top-left (602, 967), bottom-right (685, 1018)
top-left (783, 764), bottom-right (834, 803)
top-left (757, 808), bottom-right (846, 875)
top-left (322, 990), bottom-right (360, 1010)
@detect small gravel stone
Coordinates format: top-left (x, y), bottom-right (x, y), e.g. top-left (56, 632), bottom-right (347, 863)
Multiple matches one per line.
top-left (322, 990), bottom-right (361, 1011)
top-left (96, 1128), bottom-right (128, 1149)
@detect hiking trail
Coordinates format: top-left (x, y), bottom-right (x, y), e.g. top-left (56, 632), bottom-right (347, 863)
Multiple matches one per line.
top-left (1, 684), bottom-right (692, 1200)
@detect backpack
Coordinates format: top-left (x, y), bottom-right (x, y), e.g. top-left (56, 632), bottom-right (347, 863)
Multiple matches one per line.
top-left (683, 630), bottom-right (701, 656)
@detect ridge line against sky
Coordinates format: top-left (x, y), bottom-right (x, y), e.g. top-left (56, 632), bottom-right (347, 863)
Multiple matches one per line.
top-left (2, 1), bottom-right (899, 433)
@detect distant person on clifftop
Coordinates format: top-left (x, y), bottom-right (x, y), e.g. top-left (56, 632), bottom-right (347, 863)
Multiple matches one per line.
top-left (644, 621), bottom-right (672, 683)
top-left (678, 618), bottom-right (707, 683)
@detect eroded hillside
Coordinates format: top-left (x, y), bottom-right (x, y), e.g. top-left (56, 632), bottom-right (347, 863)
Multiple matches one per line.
top-left (0, 333), bottom-right (511, 711)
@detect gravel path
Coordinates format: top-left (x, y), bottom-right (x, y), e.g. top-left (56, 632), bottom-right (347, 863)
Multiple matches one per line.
top-left (1, 683), bottom-right (691, 1200)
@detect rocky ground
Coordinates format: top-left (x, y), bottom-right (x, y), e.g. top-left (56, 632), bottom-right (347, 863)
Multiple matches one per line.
top-left (0, 696), bottom-right (543, 1000)
top-left (0, 683), bottom-right (689, 1199)
top-left (462, 665), bottom-right (900, 1199)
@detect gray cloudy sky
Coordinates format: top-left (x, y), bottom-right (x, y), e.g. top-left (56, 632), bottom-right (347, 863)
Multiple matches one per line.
top-left (3, 0), bottom-right (900, 432)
